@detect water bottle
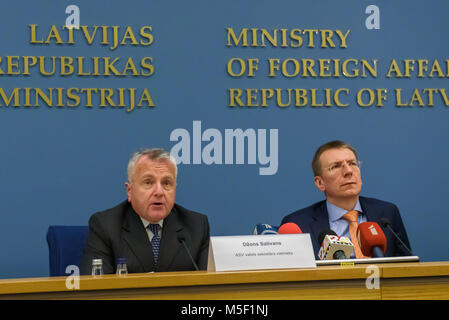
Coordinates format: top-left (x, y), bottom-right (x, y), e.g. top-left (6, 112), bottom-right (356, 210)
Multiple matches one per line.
top-left (116, 257), bottom-right (128, 276)
top-left (91, 258), bottom-right (103, 277)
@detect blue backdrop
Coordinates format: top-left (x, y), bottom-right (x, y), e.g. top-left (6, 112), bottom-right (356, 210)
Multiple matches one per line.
top-left (1, 0), bottom-right (448, 278)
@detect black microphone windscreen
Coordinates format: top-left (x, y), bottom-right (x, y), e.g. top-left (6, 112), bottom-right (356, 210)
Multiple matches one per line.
top-left (380, 217), bottom-right (391, 227)
top-left (177, 232), bottom-right (186, 243)
top-left (318, 229), bottom-right (337, 245)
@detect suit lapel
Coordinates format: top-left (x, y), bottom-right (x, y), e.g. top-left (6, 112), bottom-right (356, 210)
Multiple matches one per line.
top-left (360, 197), bottom-right (380, 224)
top-left (310, 201), bottom-right (330, 248)
top-left (157, 207), bottom-right (183, 271)
top-left (122, 206), bottom-right (155, 272)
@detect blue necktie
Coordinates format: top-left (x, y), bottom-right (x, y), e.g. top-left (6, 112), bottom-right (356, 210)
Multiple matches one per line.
top-left (148, 224), bottom-right (161, 265)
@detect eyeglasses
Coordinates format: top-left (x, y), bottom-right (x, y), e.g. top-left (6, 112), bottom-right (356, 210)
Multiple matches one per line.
top-left (324, 160), bottom-right (362, 173)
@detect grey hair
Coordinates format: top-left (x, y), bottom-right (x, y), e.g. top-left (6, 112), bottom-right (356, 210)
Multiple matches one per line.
top-left (127, 148), bottom-right (178, 182)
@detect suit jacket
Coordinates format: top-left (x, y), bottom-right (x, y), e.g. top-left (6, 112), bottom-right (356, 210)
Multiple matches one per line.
top-left (80, 200), bottom-right (210, 275)
top-left (281, 196), bottom-right (412, 259)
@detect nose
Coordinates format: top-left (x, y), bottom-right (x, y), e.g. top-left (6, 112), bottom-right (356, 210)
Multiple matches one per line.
top-left (342, 161), bottom-right (354, 176)
top-left (153, 182), bottom-right (164, 195)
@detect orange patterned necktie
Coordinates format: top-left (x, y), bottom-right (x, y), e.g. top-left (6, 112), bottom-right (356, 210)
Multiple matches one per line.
top-left (343, 210), bottom-right (369, 259)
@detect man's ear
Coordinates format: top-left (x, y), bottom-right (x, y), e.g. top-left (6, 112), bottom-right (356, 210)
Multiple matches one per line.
top-left (314, 176), bottom-right (326, 192)
top-left (125, 182), bottom-right (132, 202)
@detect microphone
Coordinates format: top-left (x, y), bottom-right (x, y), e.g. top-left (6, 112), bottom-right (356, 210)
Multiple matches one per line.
top-left (177, 232), bottom-right (199, 271)
top-left (357, 222), bottom-right (387, 257)
top-left (278, 222), bottom-right (302, 234)
top-left (253, 223), bottom-right (279, 235)
top-left (380, 217), bottom-right (413, 256)
top-left (317, 229), bottom-right (354, 260)
top-left (318, 229), bottom-right (337, 246)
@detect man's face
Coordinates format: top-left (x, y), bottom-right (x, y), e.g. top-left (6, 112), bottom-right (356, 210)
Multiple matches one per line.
top-left (125, 157), bottom-right (177, 223)
top-left (314, 147), bottom-right (362, 203)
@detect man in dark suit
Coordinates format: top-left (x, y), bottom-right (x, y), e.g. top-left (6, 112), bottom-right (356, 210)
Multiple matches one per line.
top-left (281, 140), bottom-right (411, 259)
top-left (81, 148), bottom-right (210, 274)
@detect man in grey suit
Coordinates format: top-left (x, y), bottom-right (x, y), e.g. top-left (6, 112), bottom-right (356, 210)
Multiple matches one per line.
top-left (81, 148), bottom-right (210, 274)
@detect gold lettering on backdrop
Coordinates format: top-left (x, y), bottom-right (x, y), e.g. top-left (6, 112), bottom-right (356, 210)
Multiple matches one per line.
top-left (395, 88), bottom-right (449, 107)
top-left (28, 24), bottom-right (154, 50)
top-left (226, 27), bottom-right (350, 48)
top-left (228, 88), bottom-right (350, 108)
top-left (0, 56), bottom-right (154, 77)
top-left (226, 25), bottom-right (449, 109)
top-left (266, 58), bottom-right (377, 78)
top-left (0, 24), bottom-right (157, 112)
top-left (0, 87), bottom-right (155, 112)
top-left (387, 59), bottom-right (449, 78)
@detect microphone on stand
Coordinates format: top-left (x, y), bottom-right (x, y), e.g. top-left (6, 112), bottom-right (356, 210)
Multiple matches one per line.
top-left (380, 217), bottom-right (414, 256)
top-left (317, 229), bottom-right (354, 260)
top-left (278, 222), bottom-right (302, 234)
top-left (357, 222), bottom-right (387, 258)
top-left (253, 224), bottom-right (279, 235)
top-left (177, 232), bottom-right (199, 271)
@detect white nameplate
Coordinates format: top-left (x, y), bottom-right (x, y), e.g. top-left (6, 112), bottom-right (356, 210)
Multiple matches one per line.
top-left (207, 234), bottom-right (316, 272)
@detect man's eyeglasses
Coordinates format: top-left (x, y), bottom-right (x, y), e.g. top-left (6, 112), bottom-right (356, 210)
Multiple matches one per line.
top-left (324, 160), bottom-right (362, 173)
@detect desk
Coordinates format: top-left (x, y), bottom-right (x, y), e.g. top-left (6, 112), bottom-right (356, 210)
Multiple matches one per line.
top-left (0, 261), bottom-right (448, 299)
